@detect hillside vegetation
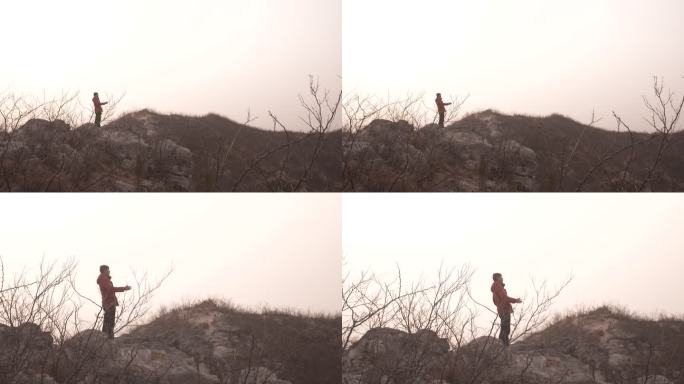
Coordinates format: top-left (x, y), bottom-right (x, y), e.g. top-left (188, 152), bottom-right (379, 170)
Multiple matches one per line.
top-left (343, 305), bottom-right (684, 384)
top-left (0, 299), bottom-right (341, 384)
top-left (0, 110), bottom-right (342, 191)
top-left (344, 110), bottom-right (684, 191)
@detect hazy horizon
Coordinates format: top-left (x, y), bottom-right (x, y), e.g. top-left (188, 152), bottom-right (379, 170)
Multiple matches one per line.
top-left (0, 194), bottom-right (341, 318)
top-left (344, 0), bottom-right (684, 132)
top-left (1, 0), bottom-right (341, 131)
top-left (343, 194), bottom-right (684, 324)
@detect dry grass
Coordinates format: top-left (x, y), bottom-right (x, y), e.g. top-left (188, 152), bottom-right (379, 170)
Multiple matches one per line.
top-left (522, 305), bottom-right (684, 383)
top-left (129, 298), bottom-right (341, 384)
top-left (346, 109), bottom-right (684, 191)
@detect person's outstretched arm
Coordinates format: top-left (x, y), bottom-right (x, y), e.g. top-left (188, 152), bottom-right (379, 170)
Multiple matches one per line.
top-left (113, 285), bottom-right (131, 292)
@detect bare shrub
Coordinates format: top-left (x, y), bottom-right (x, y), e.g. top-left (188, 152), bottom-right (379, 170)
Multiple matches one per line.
top-left (0, 255), bottom-right (171, 383)
top-left (342, 93), bottom-right (468, 191)
top-left (342, 263), bottom-right (572, 384)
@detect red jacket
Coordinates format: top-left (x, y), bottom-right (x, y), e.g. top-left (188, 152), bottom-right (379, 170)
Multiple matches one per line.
top-left (97, 273), bottom-right (126, 309)
top-left (491, 281), bottom-right (516, 314)
top-left (92, 95), bottom-right (104, 113)
top-left (435, 96), bottom-right (447, 113)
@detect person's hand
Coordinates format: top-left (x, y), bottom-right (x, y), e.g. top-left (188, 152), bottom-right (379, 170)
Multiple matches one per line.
top-left (516, 298), bottom-right (522, 303)
top-left (125, 285), bottom-right (132, 291)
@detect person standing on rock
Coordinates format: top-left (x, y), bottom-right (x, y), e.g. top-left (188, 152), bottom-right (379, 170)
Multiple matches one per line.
top-left (435, 93), bottom-right (452, 127)
top-left (92, 92), bottom-right (108, 127)
top-left (97, 265), bottom-right (131, 339)
top-left (491, 273), bottom-right (522, 346)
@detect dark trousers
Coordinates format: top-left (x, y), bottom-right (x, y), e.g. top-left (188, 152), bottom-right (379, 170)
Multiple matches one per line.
top-left (103, 306), bottom-right (116, 338)
top-left (499, 311), bottom-right (511, 346)
top-left (95, 111), bottom-right (102, 127)
top-left (438, 111), bottom-right (445, 127)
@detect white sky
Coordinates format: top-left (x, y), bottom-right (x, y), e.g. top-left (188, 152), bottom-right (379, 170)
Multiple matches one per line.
top-left (0, 194), bottom-right (341, 316)
top-left (343, 0), bottom-right (684, 131)
top-left (343, 194), bottom-right (684, 320)
top-left (0, 0), bottom-right (341, 131)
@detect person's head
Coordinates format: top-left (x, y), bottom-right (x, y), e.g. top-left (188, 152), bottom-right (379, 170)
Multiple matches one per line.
top-left (100, 265), bottom-right (110, 276)
top-left (493, 273), bottom-right (503, 283)
top-left (93, 92), bottom-right (99, 97)
top-left (436, 93), bottom-right (442, 98)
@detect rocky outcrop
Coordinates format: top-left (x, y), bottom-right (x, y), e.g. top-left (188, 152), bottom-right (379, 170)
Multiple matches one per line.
top-left (0, 323), bottom-right (54, 382)
top-left (343, 307), bottom-right (684, 384)
top-left (51, 329), bottom-right (222, 384)
top-left (0, 300), bottom-right (339, 384)
top-left (344, 328), bottom-right (449, 384)
top-left (344, 110), bottom-right (684, 192)
top-left (0, 110), bottom-right (342, 191)
top-left (518, 307), bottom-right (684, 384)
top-left (345, 114), bottom-right (540, 192)
top-left (0, 115), bottom-right (194, 192)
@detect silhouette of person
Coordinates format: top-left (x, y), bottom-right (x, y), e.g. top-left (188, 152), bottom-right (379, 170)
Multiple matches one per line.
top-left (435, 93), bottom-right (452, 127)
top-left (491, 273), bottom-right (522, 346)
top-left (97, 265), bottom-right (131, 339)
top-left (92, 92), bottom-right (108, 127)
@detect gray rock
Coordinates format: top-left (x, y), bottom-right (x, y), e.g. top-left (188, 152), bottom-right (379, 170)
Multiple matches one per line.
top-left (58, 330), bottom-right (220, 384)
top-left (344, 307), bottom-right (684, 384)
top-left (0, 322), bottom-right (54, 377)
top-left (343, 328), bottom-right (450, 384)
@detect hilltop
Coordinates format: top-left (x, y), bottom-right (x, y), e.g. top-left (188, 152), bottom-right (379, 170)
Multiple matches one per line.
top-left (0, 110), bottom-right (342, 191)
top-left (342, 306), bottom-right (684, 384)
top-left (343, 110), bottom-right (684, 191)
top-left (0, 299), bottom-right (341, 384)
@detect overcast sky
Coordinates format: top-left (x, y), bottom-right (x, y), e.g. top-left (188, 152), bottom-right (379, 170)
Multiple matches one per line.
top-left (0, 194), bottom-right (341, 318)
top-left (344, 0), bottom-right (684, 131)
top-left (0, 0), bottom-right (341, 131)
top-left (343, 194), bottom-right (684, 324)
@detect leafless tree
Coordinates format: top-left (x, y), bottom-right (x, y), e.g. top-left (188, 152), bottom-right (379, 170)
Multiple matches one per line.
top-left (342, 93), bottom-right (468, 191)
top-left (230, 75), bottom-right (343, 192)
top-left (1, 79), bottom-right (344, 192)
top-left (0, 91), bottom-right (125, 132)
top-left (343, 92), bottom-right (469, 134)
top-left (344, 77), bottom-right (684, 192)
top-left (212, 109), bottom-right (258, 191)
top-left (549, 110), bottom-right (603, 191)
top-left (342, 263), bottom-right (572, 384)
top-left (0, 90), bottom-right (126, 191)
top-left (576, 76), bottom-right (683, 192)
top-left (0, 255), bottom-right (171, 383)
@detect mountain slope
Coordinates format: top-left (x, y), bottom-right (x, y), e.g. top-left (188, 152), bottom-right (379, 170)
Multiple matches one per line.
top-left (0, 110), bottom-right (342, 191)
top-left (0, 299), bottom-right (341, 384)
top-left (342, 306), bottom-right (684, 384)
top-left (343, 110), bottom-right (684, 191)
